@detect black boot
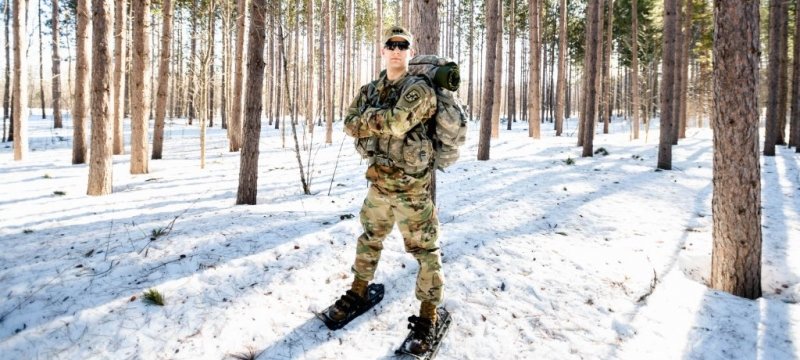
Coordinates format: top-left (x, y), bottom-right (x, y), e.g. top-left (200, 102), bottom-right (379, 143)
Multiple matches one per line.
top-left (406, 301), bottom-right (438, 355)
top-left (327, 278), bottom-right (368, 322)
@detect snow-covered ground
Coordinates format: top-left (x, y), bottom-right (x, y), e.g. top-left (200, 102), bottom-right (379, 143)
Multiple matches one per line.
top-left (1, 112), bottom-right (798, 360)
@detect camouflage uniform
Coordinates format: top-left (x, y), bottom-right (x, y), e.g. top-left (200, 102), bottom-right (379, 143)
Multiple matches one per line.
top-left (344, 71), bottom-right (444, 305)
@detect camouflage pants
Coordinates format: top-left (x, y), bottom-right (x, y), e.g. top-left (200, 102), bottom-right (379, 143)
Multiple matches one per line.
top-left (351, 185), bottom-right (444, 305)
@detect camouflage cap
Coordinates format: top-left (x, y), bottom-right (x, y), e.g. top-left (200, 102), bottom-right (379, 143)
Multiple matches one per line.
top-left (384, 26), bottom-right (414, 45)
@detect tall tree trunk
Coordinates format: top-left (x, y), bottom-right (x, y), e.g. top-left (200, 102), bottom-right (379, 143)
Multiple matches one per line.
top-left (306, 0), bottom-right (314, 132)
top-left (72, 0), bottom-right (89, 163)
top-left (152, 0), bottom-right (173, 160)
top-left (764, 0), bottom-right (783, 156)
top-left (112, 0), bottom-right (126, 154)
top-left (554, 0), bottom-right (566, 136)
top-left (678, 0), bottom-right (691, 139)
top-left (631, 0), bottom-right (640, 139)
top-left (528, 0), bottom-right (540, 138)
top-left (3, 1), bottom-right (10, 141)
top-left (602, 0), bottom-right (613, 134)
top-left (229, 0), bottom-right (246, 151)
top-left (130, 0), bottom-right (151, 174)
top-left (237, 0), bottom-right (268, 205)
top-left (506, 0), bottom-right (516, 131)
top-left (581, 0), bottom-right (601, 157)
top-left (671, 0), bottom-right (683, 144)
top-left (275, 1), bottom-right (283, 132)
top-left (340, 0), bottom-right (352, 121)
top-left (36, 0), bottom-right (44, 119)
top-left (208, 9), bottom-right (215, 128)
top-left (374, 0), bottom-right (382, 78)
top-left (467, 0), bottom-right (474, 121)
top-left (51, 0), bottom-right (63, 128)
top-left (790, 0), bottom-right (800, 150)
top-left (478, 0), bottom-right (498, 160)
top-left (87, 0), bottom-right (113, 195)
top-left (412, 0), bottom-right (439, 55)
top-left (490, 0), bottom-right (502, 138)
top-left (325, 0), bottom-right (333, 143)
top-left (657, 0), bottom-right (677, 169)
top-left (710, 0), bottom-right (762, 300)
top-left (776, 0), bottom-right (788, 146)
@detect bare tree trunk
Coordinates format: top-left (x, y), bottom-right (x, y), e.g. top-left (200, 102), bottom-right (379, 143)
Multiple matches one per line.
top-left (72, 0), bottom-right (89, 163)
top-left (581, 0), bottom-right (601, 157)
top-left (3, 1), bottom-right (10, 141)
top-left (791, 0), bottom-right (800, 150)
top-left (658, 0), bottom-right (677, 169)
top-left (112, 0), bottom-right (126, 154)
top-left (467, 0), bottom-right (474, 121)
top-left (554, 0), bottom-right (566, 136)
top-left (631, 0), bottom-right (640, 140)
top-left (340, 0), bottom-right (352, 121)
top-left (490, 0), bottom-right (502, 138)
top-left (528, 0), bottom-right (540, 139)
top-left (306, 0), bottom-right (314, 133)
top-left (87, 0), bottom-right (113, 195)
top-left (275, 1), bottom-right (283, 132)
top-left (236, 0), bottom-right (268, 205)
top-left (412, 0), bottom-right (439, 55)
top-left (477, 0), bottom-right (498, 160)
top-left (208, 9), bottom-right (215, 128)
top-left (36, 0), bottom-right (44, 119)
top-left (678, 0), bottom-right (691, 139)
top-left (506, 0), bottom-right (516, 131)
top-left (325, 0), bottom-right (333, 143)
top-left (710, 0), bottom-right (762, 300)
top-left (601, 0), bottom-right (613, 134)
top-left (764, 0), bottom-right (783, 156)
top-left (51, 0), bottom-right (63, 128)
top-left (152, 0), bottom-right (173, 160)
top-left (374, 0), bottom-right (382, 78)
top-left (776, 0), bottom-right (789, 146)
top-left (130, 0), bottom-right (151, 174)
top-left (229, 0), bottom-right (246, 151)
top-left (671, 0), bottom-right (683, 145)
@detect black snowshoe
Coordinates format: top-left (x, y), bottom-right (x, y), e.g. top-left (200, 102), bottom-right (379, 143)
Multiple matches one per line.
top-left (316, 283), bottom-right (385, 330)
top-left (395, 307), bottom-right (452, 360)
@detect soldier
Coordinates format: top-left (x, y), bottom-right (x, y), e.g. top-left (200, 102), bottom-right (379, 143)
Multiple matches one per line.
top-left (326, 26), bottom-right (443, 355)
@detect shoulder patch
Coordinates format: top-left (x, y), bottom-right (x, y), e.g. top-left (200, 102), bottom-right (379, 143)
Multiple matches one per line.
top-left (404, 89), bottom-right (421, 103)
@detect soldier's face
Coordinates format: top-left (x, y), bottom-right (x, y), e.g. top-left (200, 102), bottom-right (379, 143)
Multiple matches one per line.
top-left (382, 36), bottom-right (414, 72)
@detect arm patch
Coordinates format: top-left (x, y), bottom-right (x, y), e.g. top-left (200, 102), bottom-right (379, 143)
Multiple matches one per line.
top-left (404, 89), bottom-right (421, 103)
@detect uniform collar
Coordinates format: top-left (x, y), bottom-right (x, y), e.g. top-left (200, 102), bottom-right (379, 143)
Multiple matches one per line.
top-left (377, 70), bottom-right (409, 91)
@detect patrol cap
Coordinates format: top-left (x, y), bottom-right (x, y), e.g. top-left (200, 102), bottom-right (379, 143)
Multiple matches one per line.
top-left (384, 26), bottom-right (414, 45)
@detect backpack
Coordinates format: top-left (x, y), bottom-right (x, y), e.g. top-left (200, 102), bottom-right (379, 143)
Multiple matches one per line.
top-left (407, 55), bottom-right (468, 170)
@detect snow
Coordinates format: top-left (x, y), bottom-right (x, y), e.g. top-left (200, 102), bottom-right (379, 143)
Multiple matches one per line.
top-left (1, 113), bottom-right (798, 360)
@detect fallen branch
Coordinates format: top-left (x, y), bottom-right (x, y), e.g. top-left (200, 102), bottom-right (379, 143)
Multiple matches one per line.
top-left (636, 268), bottom-right (659, 303)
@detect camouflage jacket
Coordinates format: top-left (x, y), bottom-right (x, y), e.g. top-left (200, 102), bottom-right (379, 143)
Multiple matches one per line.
top-left (344, 71), bottom-right (437, 194)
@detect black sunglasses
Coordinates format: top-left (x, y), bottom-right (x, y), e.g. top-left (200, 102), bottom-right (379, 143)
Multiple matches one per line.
top-left (384, 41), bottom-right (410, 51)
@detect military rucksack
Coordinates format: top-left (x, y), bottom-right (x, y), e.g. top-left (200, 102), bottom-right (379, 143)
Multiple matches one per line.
top-left (407, 55), bottom-right (468, 170)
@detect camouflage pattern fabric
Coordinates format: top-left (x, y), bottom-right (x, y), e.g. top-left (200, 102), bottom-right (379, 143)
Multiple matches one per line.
top-left (344, 71), bottom-right (444, 304)
top-left (344, 72), bottom-right (437, 194)
top-left (351, 186), bottom-right (444, 305)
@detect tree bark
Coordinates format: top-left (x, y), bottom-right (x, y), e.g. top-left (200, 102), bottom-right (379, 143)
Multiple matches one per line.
top-left (711, 0), bottom-right (762, 300)
top-left (72, 0), bottom-right (89, 163)
top-left (325, 0), bottom-right (333, 143)
top-left (658, 0), bottom-right (677, 169)
top-left (506, 0), bottom-right (516, 131)
top-left (3, 1), bottom-right (10, 141)
top-left (412, 0), bottom-right (439, 55)
top-left (236, 0), bottom-right (268, 205)
top-left (581, 0), bottom-right (601, 157)
top-left (229, 0), bottom-right (246, 151)
top-left (36, 0), bottom-right (44, 119)
top-left (678, 0), bottom-right (691, 139)
top-left (306, 0), bottom-right (314, 133)
top-left (776, 0), bottom-right (788, 146)
top-left (130, 0), bottom-right (151, 174)
top-left (467, 0), bottom-right (474, 121)
top-left (51, 0), bottom-right (63, 128)
top-left (631, 0), bottom-right (640, 139)
top-left (554, 0), bottom-right (566, 136)
top-left (602, 0), bottom-right (613, 134)
top-left (152, 0), bottom-right (173, 160)
top-left (791, 0), bottom-right (800, 150)
top-left (477, 0), bottom-right (498, 160)
top-left (671, 0), bottom-right (683, 144)
top-left (764, 0), bottom-right (782, 156)
top-left (374, 0), bottom-right (382, 78)
top-left (87, 0), bottom-right (113, 196)
top-left (490, 0), bottom-right (502, 138)
top-left (112, 0), bottom-right (126, 154)
top-left (528, 0), bottom-right (540, 139)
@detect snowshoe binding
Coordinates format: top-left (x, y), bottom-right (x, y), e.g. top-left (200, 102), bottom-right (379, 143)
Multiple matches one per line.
top-left (316, 283), bottom-right (384, 330)
top-left (395, 307), bottom-right (452, 360)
